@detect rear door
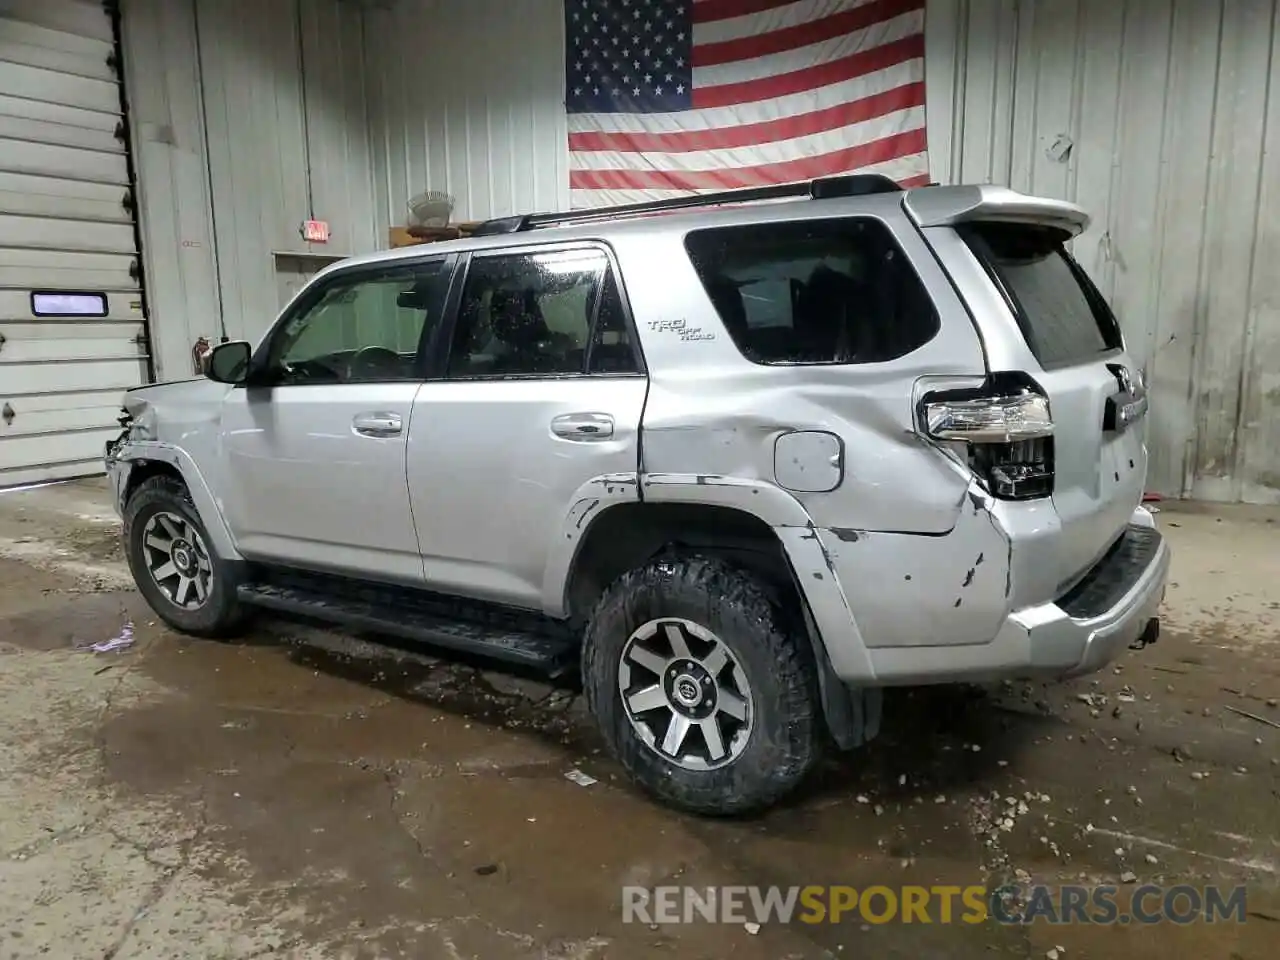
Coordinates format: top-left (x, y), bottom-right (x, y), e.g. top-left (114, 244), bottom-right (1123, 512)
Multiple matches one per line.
top-left (914, 192), bottom-right (1148, 593)
top-left (405, 242), bottom-right (647, 612)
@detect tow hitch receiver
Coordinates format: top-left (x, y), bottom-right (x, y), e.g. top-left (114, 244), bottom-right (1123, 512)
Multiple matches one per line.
top-left (1129, 617), bottom-right (1160, 651)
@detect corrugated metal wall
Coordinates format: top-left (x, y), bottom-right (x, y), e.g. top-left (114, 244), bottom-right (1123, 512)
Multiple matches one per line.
top-left (121, 0), bottom-right (220, 382)
top-left (120, 0), bottom-right (1278, 504)
top-left (195, 0), bottom-right (376, 344)
top-left (124, 0), bottom-right (379, 363)
top-left (362, 0), bottom-right (569, 232)
top-left (927, 0), bottom-right (1280, 505)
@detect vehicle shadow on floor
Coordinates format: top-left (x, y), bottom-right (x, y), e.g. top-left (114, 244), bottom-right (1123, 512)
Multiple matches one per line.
top-left (251, 612), bottom-right (1060, 815)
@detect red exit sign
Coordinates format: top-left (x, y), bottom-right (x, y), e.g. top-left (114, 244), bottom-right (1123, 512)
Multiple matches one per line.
top-left (301, 219), bottom-right (331, 243)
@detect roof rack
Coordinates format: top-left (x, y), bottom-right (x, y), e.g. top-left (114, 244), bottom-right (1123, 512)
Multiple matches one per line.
top-left (468, 173), bottom-right (904, 237)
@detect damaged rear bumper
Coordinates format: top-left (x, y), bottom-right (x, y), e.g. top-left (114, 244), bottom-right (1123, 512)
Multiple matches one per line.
top-left (1028, 521), bottom-right (1168, 679)
top-left (787, 494), bottom-right (1171, 686)
top-left (862, 519), bottom-right (1170, 685)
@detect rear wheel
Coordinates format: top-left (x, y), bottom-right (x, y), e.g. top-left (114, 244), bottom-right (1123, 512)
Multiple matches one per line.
top-left (123, 476), bottom-right (247, 637)
top-left (582, 555), bottom-right (820, 815)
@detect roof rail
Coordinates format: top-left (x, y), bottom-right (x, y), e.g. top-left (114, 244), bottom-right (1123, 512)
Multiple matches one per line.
top-left (468, 173), bottom-right (903, 236)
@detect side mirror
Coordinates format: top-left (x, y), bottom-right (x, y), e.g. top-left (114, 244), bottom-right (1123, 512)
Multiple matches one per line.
top-left (205, 340), bottom-right (252, 385)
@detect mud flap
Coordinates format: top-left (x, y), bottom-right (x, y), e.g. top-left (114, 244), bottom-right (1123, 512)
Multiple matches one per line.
top-left (800, 600), bottom-right (882, 750)
top-left (1128, 617), bottom-right (1160, 651)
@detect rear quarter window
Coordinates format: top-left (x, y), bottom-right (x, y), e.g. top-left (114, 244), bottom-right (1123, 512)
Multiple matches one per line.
top-left (683, 218), bottom-right (940, 365)
top-left (958, 222), bottom-right (1123, 368)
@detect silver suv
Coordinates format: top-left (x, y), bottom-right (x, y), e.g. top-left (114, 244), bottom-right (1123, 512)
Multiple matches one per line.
top-left (105, 175), bottom-right (1169, 815)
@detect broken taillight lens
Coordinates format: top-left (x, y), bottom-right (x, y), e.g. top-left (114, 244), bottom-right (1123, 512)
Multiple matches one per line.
top-left (921, 380), bottom-right (1055, 501)
top-left (966, 436), bottom-right (1055, 500)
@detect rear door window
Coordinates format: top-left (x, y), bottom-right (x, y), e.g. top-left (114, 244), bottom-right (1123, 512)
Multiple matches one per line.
top-left (959, 222), bottom-right (1123, 367)
top-left (683, 218), bottom-right (940, 365)
top-left (445, 247), bottom-right (642, 378)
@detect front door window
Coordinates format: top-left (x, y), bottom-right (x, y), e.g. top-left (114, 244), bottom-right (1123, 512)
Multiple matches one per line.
top-left (264, 258), bottom-right (453, 384)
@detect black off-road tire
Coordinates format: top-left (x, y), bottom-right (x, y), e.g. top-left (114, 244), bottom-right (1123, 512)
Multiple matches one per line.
top-left (582, 554), bottom-right (821, 816)
top-left (123, 475), bottom-right (248, 638)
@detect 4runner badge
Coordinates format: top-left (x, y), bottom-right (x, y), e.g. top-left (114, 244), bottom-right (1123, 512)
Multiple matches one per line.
top-left (1103, 364), bottom-right (1148, 433)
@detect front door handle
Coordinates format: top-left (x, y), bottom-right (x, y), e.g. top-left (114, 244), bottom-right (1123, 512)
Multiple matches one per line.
top-left (352, 411), bottom-right (402, 437)
top-left (551, 412), bottom-right (614, 441)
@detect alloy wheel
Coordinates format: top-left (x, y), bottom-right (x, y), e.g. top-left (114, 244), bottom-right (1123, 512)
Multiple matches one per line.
top-left (618, 617), bottom-right (754, 771)
top-left (141, 511), bottom-right (213, 610)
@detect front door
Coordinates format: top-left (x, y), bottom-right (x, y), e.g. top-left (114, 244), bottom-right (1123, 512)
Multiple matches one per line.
top-left (219, 254), bottom-right (457, 583)
top-left (407, 244), bottom-right (647, 611)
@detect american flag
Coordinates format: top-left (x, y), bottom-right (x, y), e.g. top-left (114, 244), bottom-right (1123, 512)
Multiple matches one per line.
top-left (564, 0), bottom-right (929, 209)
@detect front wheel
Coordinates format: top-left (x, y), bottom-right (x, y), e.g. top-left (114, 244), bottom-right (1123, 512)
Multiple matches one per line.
top-left (582, 555), bottom-right (821, 816)
top-left (123, 475), bottom-right (247, 637)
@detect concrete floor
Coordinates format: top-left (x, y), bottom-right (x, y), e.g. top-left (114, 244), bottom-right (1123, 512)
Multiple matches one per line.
top-left (0, 479), bottom-right (1277, 959)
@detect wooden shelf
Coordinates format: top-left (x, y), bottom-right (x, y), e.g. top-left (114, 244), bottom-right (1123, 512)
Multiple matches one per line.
top-left (388, 223), bottom-right (483, 248)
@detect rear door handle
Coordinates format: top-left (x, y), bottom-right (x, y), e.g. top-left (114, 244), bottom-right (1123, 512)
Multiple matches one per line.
top-left (352, 411), bottom-right (402, 437)
top-left (551, 412), bottom-right (614, 441)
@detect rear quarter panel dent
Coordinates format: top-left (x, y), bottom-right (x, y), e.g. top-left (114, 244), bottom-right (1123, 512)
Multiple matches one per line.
top-left (640, 393), bottom-right (973, 534)
top-left (638, 474), bottom-right (879, 680)
top-left (821, 484), bottom-right (1013, 650)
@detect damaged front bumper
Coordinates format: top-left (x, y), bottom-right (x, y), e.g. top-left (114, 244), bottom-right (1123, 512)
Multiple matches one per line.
top-left (103, 426), bottom-right (134, 519)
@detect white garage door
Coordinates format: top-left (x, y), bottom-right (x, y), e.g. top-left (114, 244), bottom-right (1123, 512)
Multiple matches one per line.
top-left (0, 0), bottom-right (148, 488)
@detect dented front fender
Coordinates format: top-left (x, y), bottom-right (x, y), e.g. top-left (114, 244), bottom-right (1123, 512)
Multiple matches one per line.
top-left (106, 439), bottom-right (243, 561)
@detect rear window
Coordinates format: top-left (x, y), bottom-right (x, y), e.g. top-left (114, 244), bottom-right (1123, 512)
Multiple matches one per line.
top-left (959, 222), bottom-right (1122, 367)
top-left (683, 218), bottom-right (940, 365)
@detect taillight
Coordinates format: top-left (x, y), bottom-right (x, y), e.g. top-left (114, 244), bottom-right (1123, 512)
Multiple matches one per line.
top-left (920, 376), bottom-right (1055, 501)
top-left (966, 436), bottom-right (1054, 499)
top-left (923, 393), bottom-right (1052, 444)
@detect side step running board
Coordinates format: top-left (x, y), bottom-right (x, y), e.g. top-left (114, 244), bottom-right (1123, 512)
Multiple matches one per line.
top-left (236, 582), bottom-right (578, 676)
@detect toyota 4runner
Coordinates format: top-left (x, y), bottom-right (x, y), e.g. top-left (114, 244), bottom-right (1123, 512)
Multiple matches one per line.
top-left (105, 174), bottom-right (1169, 816)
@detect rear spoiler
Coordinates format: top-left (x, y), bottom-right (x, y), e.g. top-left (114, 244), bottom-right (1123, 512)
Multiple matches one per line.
top-left (902, 185), bottom-right (1090, 238)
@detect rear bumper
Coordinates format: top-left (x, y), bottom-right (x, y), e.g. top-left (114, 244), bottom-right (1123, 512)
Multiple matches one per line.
top-left (862, 518), bottom-right (1170, 685)
top-left (1038, 521), bottom-right (1168, 678)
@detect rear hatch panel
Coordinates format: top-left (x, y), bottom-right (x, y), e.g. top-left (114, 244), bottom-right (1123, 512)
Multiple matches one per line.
top-left (906, 187), bottom-right (1150, 598)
